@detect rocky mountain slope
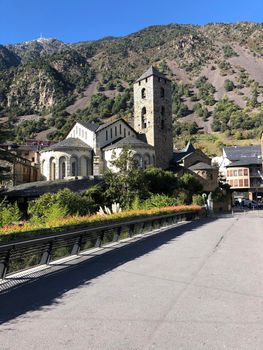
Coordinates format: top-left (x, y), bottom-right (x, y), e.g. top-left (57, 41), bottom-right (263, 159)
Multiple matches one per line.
top-left (0, 22), bottom-right (263, 154)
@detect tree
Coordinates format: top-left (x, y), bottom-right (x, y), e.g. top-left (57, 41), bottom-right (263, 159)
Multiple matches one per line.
top-left (144, 167), bottom-right (178, 195)
top-left (103, 147), bottom-right (149, 208)
top-left (224, 79), bottom-right (234, 92)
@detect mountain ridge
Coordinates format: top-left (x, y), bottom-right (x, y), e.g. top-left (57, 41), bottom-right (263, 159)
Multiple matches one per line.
top-left (0, 22), bottom-right (263, 154)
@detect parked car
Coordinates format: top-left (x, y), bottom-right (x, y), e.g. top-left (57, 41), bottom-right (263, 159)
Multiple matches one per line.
top-left (242, 199), bottom-right (259, 209)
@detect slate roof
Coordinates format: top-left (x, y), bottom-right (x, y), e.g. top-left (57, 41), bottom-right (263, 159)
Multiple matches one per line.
top-left (136, 66), bottom-right (170, 83)
top-left (78, 118), bottom-right (135, 134)
top-left (0, 178), bottom-right (103, 198)
top-left (77, 121), bottom-right (100, 132)
top-left (42, 138), bottom-right (92, 152)
top-left (188, 162), bottom-right (213, 171)
top-left (226, 157), bottom-right (262, 167)
top-left (103, 136), bottom-right (154, 151)
top-left (223, 145), bottom-right (261, 161)
top-left (172, 141), bottom-right (196, 162)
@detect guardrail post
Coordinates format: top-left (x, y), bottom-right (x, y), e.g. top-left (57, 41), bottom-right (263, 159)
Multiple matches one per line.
top-left (113, 227), bottom-right (121, 242)
top-left (128, 224), bottom-right (135, 237)
top-left (95, 231), bottom-right (103, 247)
top-left (140, 222), bottom-right (145, 234)
top-left (40, 242), bottom-right (52, 265)
top-left (71, 236), bottom-right (82, 255)
top-left (0, 250), bottom-right (10, 280)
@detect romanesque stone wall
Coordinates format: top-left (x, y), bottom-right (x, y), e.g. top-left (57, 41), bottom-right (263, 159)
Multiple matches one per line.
top-left (133, 75), bottom-right (173, 168)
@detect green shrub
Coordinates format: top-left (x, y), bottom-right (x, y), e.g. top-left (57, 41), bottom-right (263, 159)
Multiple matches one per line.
top-left (141, 194), bottom-right (179, 209)
top-left (0, 200), bottom-right (21, 227)
top-left (44, 203), bottom-right (68, 224)
top-left (192, 194), bottom-right (204, 206)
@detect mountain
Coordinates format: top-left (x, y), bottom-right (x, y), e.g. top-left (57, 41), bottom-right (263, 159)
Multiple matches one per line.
top-left (0, 23), bottom-right (263, 155)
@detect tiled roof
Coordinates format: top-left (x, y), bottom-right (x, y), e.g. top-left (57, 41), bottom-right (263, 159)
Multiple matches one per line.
top-left (188, 162), bottom-right (213, 170)
top-left (172, 141), bottom-right (196, 162)
top-left (77, 121), bottom-right (100, 132)
top-left (136, 66), bottom-right (169, 83)
top-left (0, 178), bottom-right (103, 198)
top-left (226, 157), bottom-right (262, 167)
top-left (103, 136), bottom-right (154, 151)
top-left (223, 145), bottom-right (261, 161)
top-left (42, 138), bottom-right (92, 152)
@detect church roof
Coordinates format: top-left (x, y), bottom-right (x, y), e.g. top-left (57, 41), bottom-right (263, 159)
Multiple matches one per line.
top-left (136, 66), bottom-right (170, 83)
top-left (103, 136), bottom-right (154, 151)
top-left (77, 118), bottom-right (135, 134)
top-left (77, 121), bottom-right (100, 132)
top-left (42, 138), bottom-right (92, 152)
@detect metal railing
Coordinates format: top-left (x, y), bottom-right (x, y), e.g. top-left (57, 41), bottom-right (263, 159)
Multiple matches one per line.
top-left (0, 210), bottom-right (199, 279)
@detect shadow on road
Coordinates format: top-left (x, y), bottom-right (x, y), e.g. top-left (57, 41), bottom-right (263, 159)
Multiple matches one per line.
top-left (0, 217), bottom-right (217, 325)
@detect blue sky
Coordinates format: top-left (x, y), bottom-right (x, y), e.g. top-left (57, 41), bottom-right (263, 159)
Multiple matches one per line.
top-left (1, 0), bottom-right (263, 44)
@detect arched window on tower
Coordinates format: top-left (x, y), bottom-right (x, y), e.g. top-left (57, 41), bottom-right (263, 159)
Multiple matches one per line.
top-left (161, 106), bottom-right (165, 129)
top-left (141, 107), bottom-right (147, 129)
top-left (141, 88), bottom-right (146, 99)
top-left (160, 87), bottom-right (165, 98)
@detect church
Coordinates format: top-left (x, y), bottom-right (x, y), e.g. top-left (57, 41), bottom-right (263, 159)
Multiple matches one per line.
top-left (40, 66), bottom-right (174, 180)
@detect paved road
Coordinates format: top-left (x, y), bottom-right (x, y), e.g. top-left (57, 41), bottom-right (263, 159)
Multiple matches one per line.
top-left (0, 212), bottom-right (263, 349)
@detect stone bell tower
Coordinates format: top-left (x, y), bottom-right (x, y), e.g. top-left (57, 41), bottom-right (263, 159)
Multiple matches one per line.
top-left (133, 66), bottom-right (173, 168)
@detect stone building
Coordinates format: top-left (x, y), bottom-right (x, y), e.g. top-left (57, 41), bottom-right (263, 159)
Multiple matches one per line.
top-left (172, 142), bottom-right (219, 192)
top-left (40, 66), bottom-right (174, 180)
top-left (133, 66), bottom-right (173, 168)
top-left (0, 148), bottom-right (39, 187)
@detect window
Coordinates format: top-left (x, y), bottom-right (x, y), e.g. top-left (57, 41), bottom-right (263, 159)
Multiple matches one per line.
top-left (106, 130), bottom-right (108, 141)
top-left (244, 169), bottom-right (248, 176)
top-left (161, 106), bottom-right (165, 116)
top-left (110, 128), bottom-right (113, 138)
top-left (128, 131), bottom-right (130, 136)
top-left (233, 170), bottom-right (238, 176)
top-left (244, 179), bottom-right (249, 187)
top-left (145, 78), bottom-right (148, 83)
top-left (32, 157), bottom-right (35, 162)
top-left (229, 180), bottom-right (233, 187)
top-left (139, 81), bottom-right (141, 86)
top-left (72, 162), bottom-right (76, 176)
top-left (141, 107), bottom-right (147, 128)
top-left (234, 179), bottom-right (238, 187)
top-left (141, 88), bottom-right (146, 99)
top-left (115, 126), bottom-right (117, 136)
top-left (238, 169), bottom-right (243, 176)
top-left (229, 170), bottom-right (233, 177)
top-left (85, 131), bottom-right (87, 139)
top-left (160, 87), bottom-right (165, 98)
top-left (120, 124), bottom-right (122, 134)
top-left (82, 129), bottom-right (84, 138)
top-left (61, 162), bottom-right (66, 179)
top-left (161, 120), bottom-right (164, 129)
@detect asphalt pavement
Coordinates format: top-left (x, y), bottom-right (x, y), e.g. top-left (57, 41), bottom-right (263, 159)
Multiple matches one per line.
top-left (0, 211), bottom-right (263, 349)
